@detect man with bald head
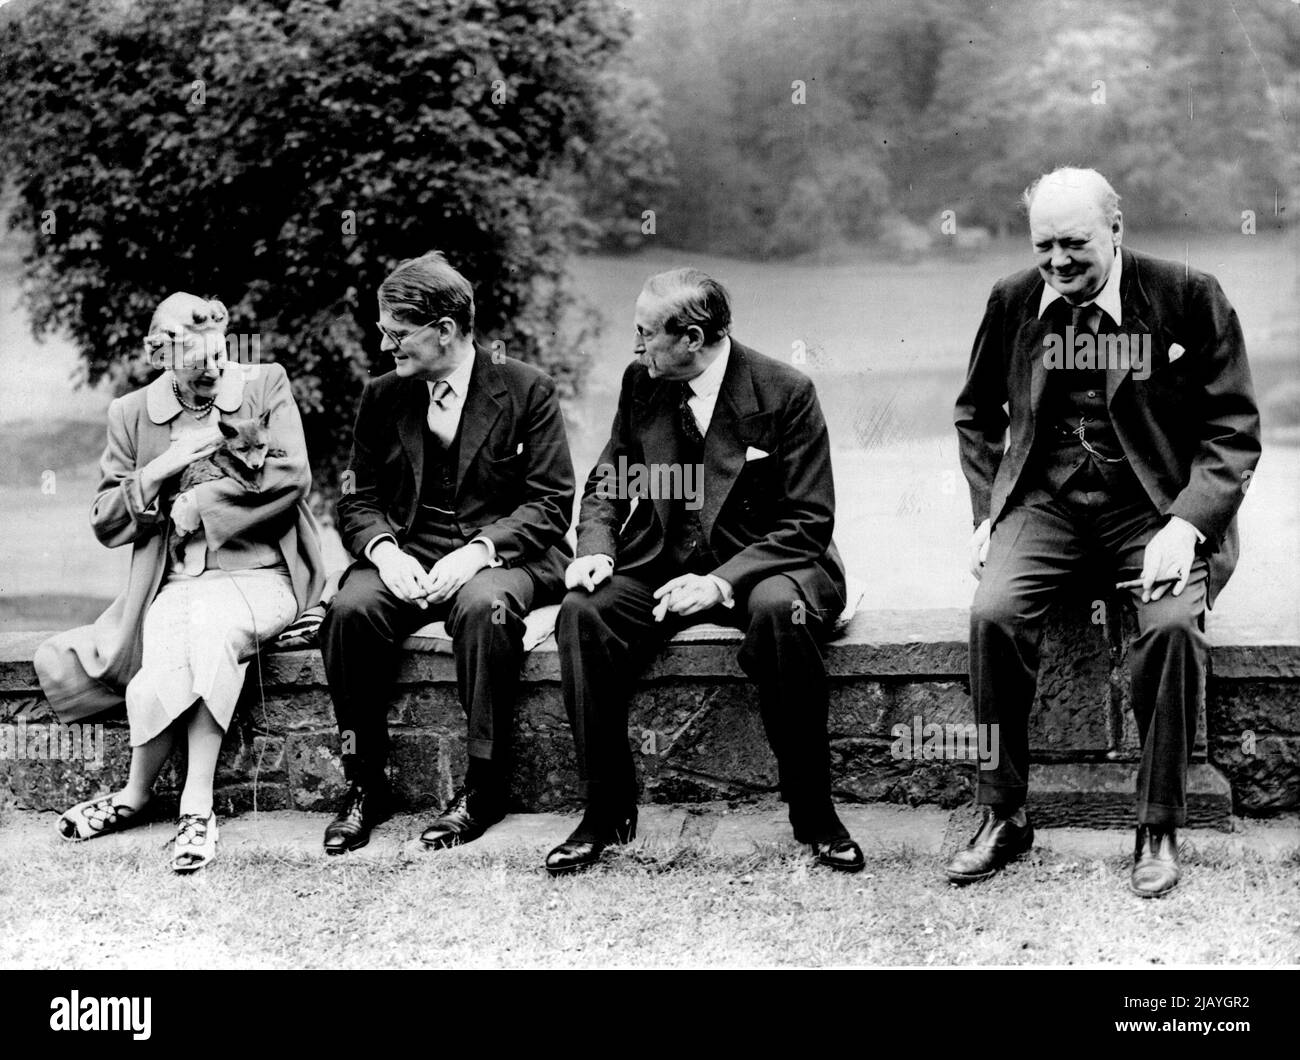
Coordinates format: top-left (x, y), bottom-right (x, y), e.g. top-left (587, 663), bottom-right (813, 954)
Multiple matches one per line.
top-left (953, 167), bottom-right (1260, 896)
top-left (544, 268), bottom-right (863, 876)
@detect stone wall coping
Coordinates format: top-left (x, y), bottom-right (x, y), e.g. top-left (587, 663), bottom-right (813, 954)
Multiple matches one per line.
top-left (3, 608), bottom-right (1297, 691)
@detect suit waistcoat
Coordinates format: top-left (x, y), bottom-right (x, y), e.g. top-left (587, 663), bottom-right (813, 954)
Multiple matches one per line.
top-left (662, 406), bottom-right (717, 575)
top-left (1033, 324), bottom-right (1144, 499)
top-left (406, 421), bottom-right (469, 564)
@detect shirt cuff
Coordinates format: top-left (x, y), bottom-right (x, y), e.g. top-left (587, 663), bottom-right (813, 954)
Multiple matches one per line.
top-left (707, 574), bottom-right (735, 609)
top-left (1168, 515), bottom-right (1206, 545)
top-left (470, 536), bottom-right (503, 567)
top-left (364, 533), bottom-right (397, 561)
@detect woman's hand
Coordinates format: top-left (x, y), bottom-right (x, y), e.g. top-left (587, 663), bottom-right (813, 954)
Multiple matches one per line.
top-left (169, 490), bottom-right (202, 536)
top-left (140, 427), bottom-right (222, 503)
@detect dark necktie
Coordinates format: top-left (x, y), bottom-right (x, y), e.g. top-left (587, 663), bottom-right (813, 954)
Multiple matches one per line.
top-left (1062, 299), bottom-right (1095, 337)
top-left (676, 381), bottom-right (704, 446)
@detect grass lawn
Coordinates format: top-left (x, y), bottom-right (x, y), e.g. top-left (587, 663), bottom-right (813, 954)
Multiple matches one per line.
top-left (2, 834), bottom-right (1296, 968)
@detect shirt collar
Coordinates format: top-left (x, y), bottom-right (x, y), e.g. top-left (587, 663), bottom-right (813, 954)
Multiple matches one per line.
top-left (147, 367), bottom-right (246, 424)
top-left (686, 336), bottom-right (731, 398)
top-left (1038, 247), bottom-right (1123, 326)
top-left (429, 349), bottom-right (475, 402)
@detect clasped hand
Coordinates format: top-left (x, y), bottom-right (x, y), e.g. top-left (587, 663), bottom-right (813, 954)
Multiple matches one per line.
top-left (373, 541), bottom-right (489, 609)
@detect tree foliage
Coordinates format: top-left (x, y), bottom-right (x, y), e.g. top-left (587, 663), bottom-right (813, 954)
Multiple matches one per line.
top-left (625, 0), bottom-right (1298, 254)
top-left (0, 0), bottom-right (664, 484)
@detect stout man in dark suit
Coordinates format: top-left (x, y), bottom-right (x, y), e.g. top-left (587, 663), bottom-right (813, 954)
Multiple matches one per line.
top-left (321, 251), bottom-right (574, 853)
top-left (545, 268), bottom-right (864, 875)
top-left (953, 168), bottom-right (1260, 896)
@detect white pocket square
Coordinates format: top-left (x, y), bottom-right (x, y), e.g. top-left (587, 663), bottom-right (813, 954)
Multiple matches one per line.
top-left (1168, 343), bottom-right (1186, 363)
top-left (515, 442), bottom-right (524, 455)
top-left (744, 446), bottom-right (770, 461)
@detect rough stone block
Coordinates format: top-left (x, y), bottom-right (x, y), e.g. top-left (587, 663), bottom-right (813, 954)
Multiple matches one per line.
top-left (637, 683), bottom-right (779, 795)
top-left (830, 679), bottom-right (972, 737)
top-left (398, 688), bottom-right (466, 731)
top-left (1031, 599), bottom-right (1113, 756)
top-left (387, 730), bottom-right (454, 809)
top-left (284, 730), bottom-right (347, 811)
top-left (830, 737), bottom-right (976, 807)
top-left (1209, 734), bottom-right (1300, 814)
top-left (509, 729), bottom-right (581, 811)
top-left (212, 780), bottom-right (292, 815)
top-left (1208, 679), bottom-right (1300, 737)
top-left (1025, 762), bottom-right (1232, 829)
top-left (0, 725), bottom-right (130, 812)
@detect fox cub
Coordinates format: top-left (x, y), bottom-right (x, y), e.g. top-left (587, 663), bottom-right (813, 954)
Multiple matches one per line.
top-left (169, 409), bottom-right (285, 564)
top-left (179, 409), bottom-right (285, 492)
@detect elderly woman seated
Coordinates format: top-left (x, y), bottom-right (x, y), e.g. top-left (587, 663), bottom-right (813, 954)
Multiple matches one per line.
top-left (35, 293), bottom-right (324, 872)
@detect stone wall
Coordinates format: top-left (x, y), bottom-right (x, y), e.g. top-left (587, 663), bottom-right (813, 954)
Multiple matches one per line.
top-left (2, 599), bottom-right (1296, 829)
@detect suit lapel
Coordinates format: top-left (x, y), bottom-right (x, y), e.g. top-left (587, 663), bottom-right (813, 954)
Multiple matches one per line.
top-left (636, 376), bottom-right (682, 533)
top-left (701, 343), bottom-right (759, 538)
top-left (1107, 247), bottom-right (1151, 407)
top-left (1014, 295), bottom-right (1054, 431)
top-left (397, 380), bottom-right (427, 516)
top-left (455, 347), bottom-right (505, 496)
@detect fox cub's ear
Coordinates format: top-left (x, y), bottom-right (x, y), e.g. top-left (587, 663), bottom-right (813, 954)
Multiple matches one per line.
top-left (218, 419), bottom-right (238, 439)
top-left (259, 407), bottom-right (273, 428)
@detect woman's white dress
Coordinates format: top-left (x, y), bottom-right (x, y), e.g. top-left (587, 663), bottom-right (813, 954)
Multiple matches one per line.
top-left (125, 411), bottom-right (297, 745)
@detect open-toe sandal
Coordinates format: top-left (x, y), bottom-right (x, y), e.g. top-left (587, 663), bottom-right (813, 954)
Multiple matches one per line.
top-left (171, 812), bottom-right (218, 874)
top-left (57, 794), bottom-right (148, 842)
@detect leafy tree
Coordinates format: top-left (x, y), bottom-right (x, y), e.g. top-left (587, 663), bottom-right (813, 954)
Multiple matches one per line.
top-left (0, 0), bottom-right (648, 486)
top-left (566, 69), bottom-right (677, 250)
top-left (619, 0), bottom-right (1297, 254)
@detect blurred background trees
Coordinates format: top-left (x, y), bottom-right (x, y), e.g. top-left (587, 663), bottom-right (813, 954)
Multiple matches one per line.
top-left (1, 0), bottom-right (1295, 479)
top-left (632, 0), bottom-right (1297, 255)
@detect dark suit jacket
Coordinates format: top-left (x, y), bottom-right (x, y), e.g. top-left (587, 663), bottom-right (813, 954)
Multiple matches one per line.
top-left (336, 346), bottom-right (574, 598)
top-left (954, 247), bottom-right (1261, 606)
top-left (577, 340), bottom-right (847, 619)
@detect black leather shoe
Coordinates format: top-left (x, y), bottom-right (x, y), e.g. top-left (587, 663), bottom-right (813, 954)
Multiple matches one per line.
top-left (323, 781), bottom-right (390, 855)
top-left (1130, 825), bottom-right (1180, 898)
top-left (544, 809), bottom-right (637, 876)
top-left (813, 837), bottom-right (866, 873)
top-left (419, 786), bottom-right (504, 850)
top-left (944, 808), bottom-right (1033, 883)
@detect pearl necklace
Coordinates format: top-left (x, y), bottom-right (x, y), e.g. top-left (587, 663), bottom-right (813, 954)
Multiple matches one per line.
top-left (172, 377), bottom-right (216, 418)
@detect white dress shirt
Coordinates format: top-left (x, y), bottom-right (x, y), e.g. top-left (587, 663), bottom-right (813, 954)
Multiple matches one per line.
top-left (1037, 246), bottom-right (1124, 329)
top-left (424, 350), bottom-right (475, 446)
top-left (682, 337), bottom-right (731, 435)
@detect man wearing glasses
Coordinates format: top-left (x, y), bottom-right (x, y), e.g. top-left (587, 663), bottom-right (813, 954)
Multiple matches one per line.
top-left (319, 251), bottom-right (574, 854)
